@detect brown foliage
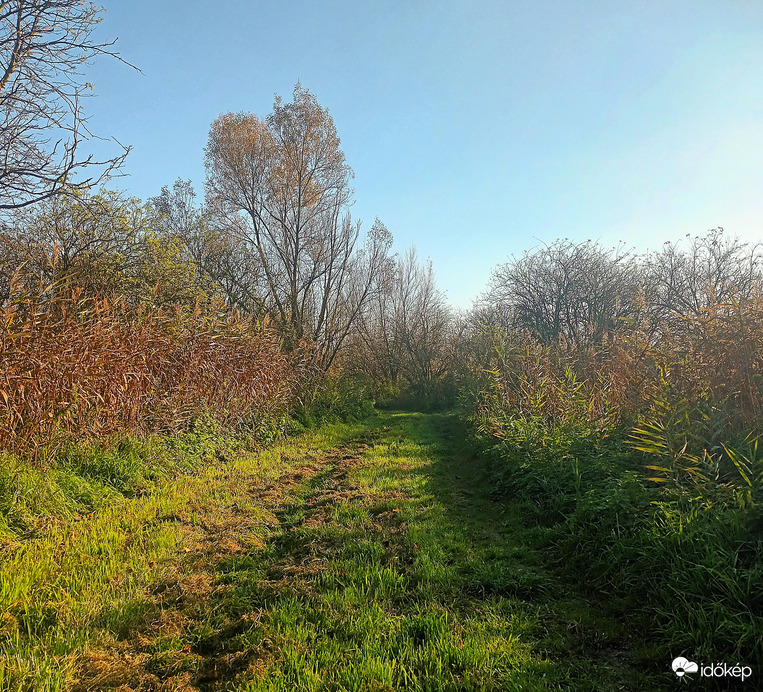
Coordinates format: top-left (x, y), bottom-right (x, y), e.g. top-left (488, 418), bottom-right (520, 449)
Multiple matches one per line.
top-left (204, 86), bottom-right (392, 369)
top-left (0, 292), bottom-right (305, 459)
top-left (653, 297), bottom-right (763, 429)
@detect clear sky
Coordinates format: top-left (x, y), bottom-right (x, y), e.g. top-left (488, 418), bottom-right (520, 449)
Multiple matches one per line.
top-left (83, 0), bottom-right (763, 308)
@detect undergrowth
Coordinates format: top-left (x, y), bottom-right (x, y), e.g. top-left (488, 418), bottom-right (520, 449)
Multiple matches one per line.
top-left (469, 306), bottom-right (763, 669)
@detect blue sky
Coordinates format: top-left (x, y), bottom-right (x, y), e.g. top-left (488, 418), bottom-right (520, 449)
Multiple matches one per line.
top-left (84, 0), bottom-right (763, 308)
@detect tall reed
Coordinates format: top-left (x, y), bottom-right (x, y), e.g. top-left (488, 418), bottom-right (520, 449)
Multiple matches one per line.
top-left (0, 291), bottom-right (305, 460)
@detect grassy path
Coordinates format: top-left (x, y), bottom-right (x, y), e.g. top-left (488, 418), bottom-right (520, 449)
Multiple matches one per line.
top-left (3, 412), bottom-right (666, 690)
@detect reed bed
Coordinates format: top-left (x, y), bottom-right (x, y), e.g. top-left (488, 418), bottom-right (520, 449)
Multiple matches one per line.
top-left (0, 292), bottom-right (305, 460)
top-left (470, 296), bottom-right (763, 663)
top-left (477, 295), bottom-right (763, 478)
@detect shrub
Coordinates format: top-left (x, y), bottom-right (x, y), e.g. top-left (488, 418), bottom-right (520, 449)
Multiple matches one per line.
top-left (467, 293), bottom-right (763, 664)
top-left (293, 373), bottom-right (376, 427)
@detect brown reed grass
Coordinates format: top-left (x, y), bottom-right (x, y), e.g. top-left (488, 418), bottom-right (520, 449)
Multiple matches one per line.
top-left (477, 293), bottom-right (763, 493)
top-left (0, 291), bottom-right (305, 460)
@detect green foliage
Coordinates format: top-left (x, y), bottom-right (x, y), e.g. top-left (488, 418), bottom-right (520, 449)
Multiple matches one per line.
top-left (628, 385), bottom-right (763, 513)
top-left (475, 344), bottom-right (620, 467)
top-left (132, 232), bottom-right (207, 306)
top-left (472, 395), bottom-right (763, 662)
top-left (466, 294), bottom-right (763, 665)
top-left (379, 375), bottom-right (458, 412)
top-left (471, 423), bottom-right (762, 665)
top-left (294, 374), bottom-right (376, 427)
top-left (1, 188), bottom-right (211, 307)
top-left (555, 488), bottom-right (762, 662)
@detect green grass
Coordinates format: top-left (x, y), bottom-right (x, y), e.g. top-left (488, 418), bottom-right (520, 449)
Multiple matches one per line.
top-left (0, 420), bottom-right (365, 690)
top-left (2, 411), bottom-right (671, 690)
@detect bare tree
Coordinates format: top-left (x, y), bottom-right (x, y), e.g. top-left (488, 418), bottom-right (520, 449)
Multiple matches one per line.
top-left (204, 84), bottom-right (392, 367)
top-left (348, 247), bottom-right (452, 402)
top-left (392, 248), bottom-right (452, 390)
top-left (148, 179), bottom-right (266, 314)
top-left (483, 239), bottom-right (641, 345)
top-left (643, 228), bottom-right (762, 318)
top-left (318, 218), bottom-right (393, 370)
top-left (0, 1), bottom-right (134, 210)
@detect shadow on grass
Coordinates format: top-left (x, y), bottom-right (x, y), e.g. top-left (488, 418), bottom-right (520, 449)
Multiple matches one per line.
top-left (71, 412), bottom-right (671, 691)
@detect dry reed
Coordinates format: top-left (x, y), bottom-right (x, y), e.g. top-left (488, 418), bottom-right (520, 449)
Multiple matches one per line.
top-left (0, 291), bottom-right (304, 460)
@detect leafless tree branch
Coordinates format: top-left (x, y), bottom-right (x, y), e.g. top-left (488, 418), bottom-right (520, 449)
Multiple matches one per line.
top-left (0, 1), bottom-right (138, 210)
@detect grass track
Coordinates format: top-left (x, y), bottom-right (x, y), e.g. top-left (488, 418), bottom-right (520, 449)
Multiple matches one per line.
top-left (2, 412), bottom-right (669, 690)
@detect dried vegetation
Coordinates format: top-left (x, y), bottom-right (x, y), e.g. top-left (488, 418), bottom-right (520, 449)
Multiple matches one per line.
top-left (0, 291), bottom-right (306, 460)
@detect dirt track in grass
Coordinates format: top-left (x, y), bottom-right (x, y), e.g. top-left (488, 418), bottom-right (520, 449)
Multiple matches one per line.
top-left (68, 412), bottom-right (663, 691)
